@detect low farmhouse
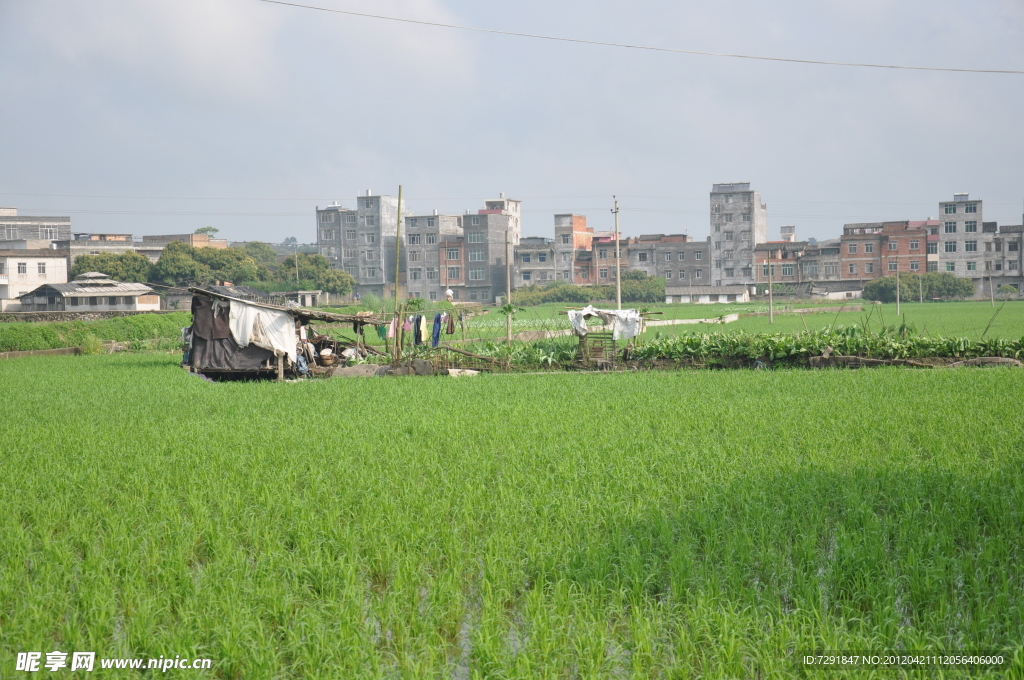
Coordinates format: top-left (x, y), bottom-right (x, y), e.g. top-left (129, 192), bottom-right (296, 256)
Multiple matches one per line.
top-left (16, 272), bottom-right (159, 312)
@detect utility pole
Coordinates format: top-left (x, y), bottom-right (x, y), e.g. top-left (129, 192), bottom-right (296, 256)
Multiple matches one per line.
top-left (919, 269), bottom-right (923, 304)
top-left (766, 258), bottom-right (774, 324)
top-left (612, 197), bottom-right (622, 310)
top-left (505, 229), bottom-right (512, 345)
top-left (988, 263), bottom-right (995, 307)
top-left (394, 185), bottom-right (403, 309)
top-left (895, 255), bottom-right (900, 316)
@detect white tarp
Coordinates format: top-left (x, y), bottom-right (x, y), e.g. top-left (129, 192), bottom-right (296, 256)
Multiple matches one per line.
top-left (228, 299), bottom-right (297, 364)
top-left (567, 305), bottom-right (643, 341)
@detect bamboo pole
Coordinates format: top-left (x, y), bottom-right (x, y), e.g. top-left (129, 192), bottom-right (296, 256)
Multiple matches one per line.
top-left (394, 185), bottom-right (403, 309)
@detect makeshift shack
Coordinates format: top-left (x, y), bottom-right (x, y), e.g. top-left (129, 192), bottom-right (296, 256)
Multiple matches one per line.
top-left (185, 288), bottom-right (388, 379)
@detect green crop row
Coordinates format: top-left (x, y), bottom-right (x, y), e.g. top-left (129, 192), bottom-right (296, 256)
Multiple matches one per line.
top-left (0, 312), bottom-right (191, 352)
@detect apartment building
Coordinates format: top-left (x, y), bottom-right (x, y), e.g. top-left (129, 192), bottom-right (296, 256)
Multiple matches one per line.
top-left (0, 249), bottom-right (70, 311)
top-left (936, 194), bottom-right (1022, 294)
top-left (405, 212), bottom-right (461, 302)
top-left (627, 234), bottom-right (710, 287)
top-left (314, 192), bottom-right (404, 298)
top-left (839, 220), bottom-right (930, 282)
top-left (514, 237), bottom-right (557, 287)
top-left (710, 183), bottom-right (767, 287)
top-left (0, 208), bottom-right (72, 248)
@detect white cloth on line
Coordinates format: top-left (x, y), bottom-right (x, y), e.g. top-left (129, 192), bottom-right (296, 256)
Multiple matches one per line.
top-left (567, 305), bottom-right (642, 341)
top-left (228, 300), bottom-right (297, 364)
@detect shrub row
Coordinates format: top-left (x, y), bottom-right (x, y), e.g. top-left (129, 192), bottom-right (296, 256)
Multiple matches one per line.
top-left (0, 312), bottom-right (191, 352)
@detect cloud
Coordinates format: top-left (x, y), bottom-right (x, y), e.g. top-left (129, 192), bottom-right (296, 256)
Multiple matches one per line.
top-left (11, 0), bottom-right (284, 96)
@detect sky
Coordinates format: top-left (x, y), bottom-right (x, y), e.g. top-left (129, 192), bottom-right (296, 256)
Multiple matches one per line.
top-left (1, 0), bottom-right (1022, 244)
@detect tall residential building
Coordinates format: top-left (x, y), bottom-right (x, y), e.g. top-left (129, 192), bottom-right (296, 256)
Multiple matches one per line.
top-left (709, 182), bottom-right (767, 287)
top-left (0, 208), bottom-right (72, 248)
top-left (936, 193), bottom-right (985, 279)
top-left (316, 192), bottom-right (404, 298)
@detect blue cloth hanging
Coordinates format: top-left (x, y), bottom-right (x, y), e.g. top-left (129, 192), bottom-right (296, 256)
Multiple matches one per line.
top-left (431, 313), bottom-right (442, 347)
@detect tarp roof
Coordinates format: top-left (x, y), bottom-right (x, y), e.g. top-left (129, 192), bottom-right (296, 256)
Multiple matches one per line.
top-left (189, 287), bottom-right (390, 325)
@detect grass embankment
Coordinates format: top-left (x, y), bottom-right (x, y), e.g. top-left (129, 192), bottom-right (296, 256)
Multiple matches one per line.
top-left (1, 354), bottom-right (1022, 678)
top-left (0, 313), bottom-right (190, 352)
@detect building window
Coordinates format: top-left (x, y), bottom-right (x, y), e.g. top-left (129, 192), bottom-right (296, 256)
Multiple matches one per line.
top-left (470, 216), bottom-right (480, 226)
top-left (965, 203), bottom-right (977, 213)
top-left (944, 222), bottom-right (957, 233)
top-left (409, 268), bottom-right (422, 280)
top-left (426, 267), bottom-right (437, 280)
top-left (17, 262), bottom-right (27, 274)
top-left (715, 260), bottom-right (723, 269)
top-left (346, 214), bottom-right (356, 223)
top-left (966, 261), bottom-right (977, 271)
top-left (781, 264), bottom-right (794, 276)
top-left (319, 213), bottom-right (334, 223)
top-left (446, 248), bottom-right (460, 260)
top-left (408, 218), bottom-right (417, 228)
top-left (848, 243), bottom-right (858, 254)
top-left (944, 204), bottom-right (956, 214)
top-left (944, 241), bottom-right (957, 253)
top-left (678, 251), bottom-right (685, 261)
top-left (724, 268), bottom-right (734, 277)
top-left (965, 221), bottom-right (977, 232)
top-left (560, 234), bottom-right (571, 244)
top-left (724, 231), bottom-right (734, 241)
top-left (945, 262), bottom-right (956, 272)
top-left (468, 232), bottom-right (484, 243)
top-left (5, 227), bottom-right (17, 239)
top-left (848, 263), bottom-right (857, 275)
top-left (447, 266), bottom-right (460, 279)
top-left (723, 251), bottom-right (733, 260)
top-left (742, 266), bottom-right (752, 277)
top-left (910, 260), bottom-right (920, 271)
top-left (408, 251), bottom-right (420, 262)
top-left (909, 240), bottom-right (919, 250)
top-left (367, 267), bottom-right (378, 277)
top-left (1009, 242), bottom-right (1020, 252)
top-left (521, 253), bottom-right (531, 263)
top-left (598, 249), bottom-right (608, 259)
top-left (346, 230), bottom-right (356, 240)
top-left (427, 217), bottom-right (436, 227)
top-left (762, 264), bottom-right (775, 277)
top-left (469, 249), bottom-right (485, 262)
top-left (742, 213), bottom-right (752, 222)
top-left (37, 262), bottom-right (46, 274)
top-left (363, 198), bottom-right (374, 209)
top-left (344, 265), bottom-right (358, 276)
top-left (538, 253), bottom-right (547, 262)
top-left (1009, 261), bottom-right (1019, 270)
top-left (600, 268), bottom-right (609, 279)
top-left (927, 242), bottom-right (938, 254)
top-left (695, 251), bottom-right (702, 260)
top-left (965, 241), bottom-right (978, 252)
top-left (824, 262), bottom-right (838, 276)
top-left (364, 233), bottom-right (376, 244)
top-left (562, 270), bottom-right (570, 279)
top-left (864, 243), bottom-right (874, 254)
top-left (39, 227), bottom-right (58, 240)
top-left (664, 252), bottom-right (672, 261)
top-left (888, 240), bottom-right (897, 251)
top-left (712, 204), bottom-right (720, 213)
top-left (865, 263), bottom-right (874, 273)
top-left (69, 297), bottom-right (79, 307)
top-left (426, 233), bottom-right (437, 245)
top-left (365, 215), bottom-right (376, 227)
top-left (665, 270), bottom-right (673, 279)
top-left (407, 234), bottom-right (421, 245)
top-left (89, 296), bottom-right (98, 306)
top-left (714, 225), bottom-right (721, 233)
top-left (469, 267), bottom-right (485, 280)
top-left (638, 252), bottom-right (648, 262)
top-left (579, 269), bottom-right (589, 280)
top-left (695, 269), bottom-right (703, 279)
top-left (344, 248), bottom-right (357, 258)
top-left (802, 262), bottom-right (818, 277)
top-left (927, 262), bottom-right (938, 272)
top-left (888, 261), bottom-right (898, 271)
top-left (724, 214), bottom-right (734, 223)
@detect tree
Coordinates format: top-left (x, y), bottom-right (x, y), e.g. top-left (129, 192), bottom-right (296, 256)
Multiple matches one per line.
top-left (191, 246), bottom-right (260, 283)
top-left (998, 284), bottom-right (1019, 299)
top-left (194, 226), bottom-right (219, 236)
top-left (241, 241), bottom-right (278, 270)
top-left (315, 268), bottom-right (356, 295)
top-left (282, 237), bottom-right (298, 246)
top-left (150, 240), bottom-right (211, 286)
top-left (70, 251), bottom-right (152, 282)
top-left (280, 253), bottom-right (330, 282)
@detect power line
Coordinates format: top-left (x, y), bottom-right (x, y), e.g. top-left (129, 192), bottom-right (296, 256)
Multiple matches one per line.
top-left (255, 0), bottom-right (1024, 75)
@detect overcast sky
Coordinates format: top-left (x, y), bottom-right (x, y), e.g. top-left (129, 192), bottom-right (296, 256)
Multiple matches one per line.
top-left (1, 0), bottom-right (1022, 244)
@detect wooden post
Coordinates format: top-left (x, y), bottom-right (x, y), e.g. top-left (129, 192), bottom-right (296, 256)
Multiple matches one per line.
top-left (895, 256), bottom-right (900, 316)
top-left (612, 198), bottom-right (622, 310)
top-left (766, 258), bottom-right (774, 324)
top-left (505, 230), bottom-right (512, 346)
top-left (277, 354), bottom-right (284, 381)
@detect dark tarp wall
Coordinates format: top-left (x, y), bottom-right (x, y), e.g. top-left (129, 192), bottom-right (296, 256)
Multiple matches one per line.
top-left (189, 295), bottom-right (274, 371)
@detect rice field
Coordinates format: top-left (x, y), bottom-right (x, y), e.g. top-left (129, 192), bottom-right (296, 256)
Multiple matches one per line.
top-left (2, 353), bottom-right (1023, 678)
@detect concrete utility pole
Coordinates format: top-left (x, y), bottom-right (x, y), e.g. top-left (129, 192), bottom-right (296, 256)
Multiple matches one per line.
top-left (394, 185), bottom-right (403, 308)
top-left (895, 255), bottom-right (900, 316)
top-left (988, 264), bottom-right (995, 307)
top-left (766, 258), bottom-right (774, 324)
top-left (612, 197), bottom-right (622, 310)
top-left (505, 229), bottom-right (512, 345)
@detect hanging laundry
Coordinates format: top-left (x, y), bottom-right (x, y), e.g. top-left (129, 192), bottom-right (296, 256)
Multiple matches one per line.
top-left (412, 315), bottom-right (422, 345)
top-left (431, 313), bottom-right (442, 347)
top-left (387, 318), bottom-right (397, 339)
top-left (376, 325), bottom-right (388, 341)
top-left (419, 315), bottom-right (429, 344)
top-left (403, 318), bottom-right (413, 332)
top-left (446, 312), bottom-right (456, 334)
